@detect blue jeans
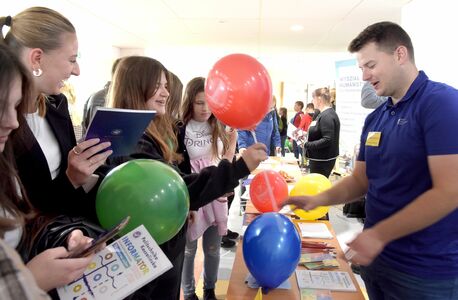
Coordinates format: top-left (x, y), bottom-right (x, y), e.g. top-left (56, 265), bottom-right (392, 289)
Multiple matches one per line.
top-left (292, 140), bottom-right (300, 159)
top-left (181, 225), bottom-right (222, 296)
top-left (360, 257), bottom-right (458, 300)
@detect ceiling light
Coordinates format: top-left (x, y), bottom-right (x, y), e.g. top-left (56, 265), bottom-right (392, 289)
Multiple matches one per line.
top-left (290, 24), bottom-right (304, 32)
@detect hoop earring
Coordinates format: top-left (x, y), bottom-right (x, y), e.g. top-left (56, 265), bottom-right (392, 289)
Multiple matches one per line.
top-left (32, 68), bottom-right (43, 77)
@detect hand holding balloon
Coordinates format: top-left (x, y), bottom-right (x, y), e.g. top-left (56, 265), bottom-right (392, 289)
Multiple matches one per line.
top-left (282, 195), bottom-right (323, 211)
top-left (285, 173), bottom-right (332, 220)
top-left (240, 143), bottom-right (268, 171)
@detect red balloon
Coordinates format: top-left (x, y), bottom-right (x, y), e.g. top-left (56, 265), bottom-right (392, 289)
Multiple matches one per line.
top-left (250, 170), bottom-right (288, 213)
top-left (205, 54), bottom-right (272, 130)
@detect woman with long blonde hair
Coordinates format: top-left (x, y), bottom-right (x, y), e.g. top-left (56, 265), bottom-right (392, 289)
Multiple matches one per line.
top-left (1, 7), bottom-right (112, 222)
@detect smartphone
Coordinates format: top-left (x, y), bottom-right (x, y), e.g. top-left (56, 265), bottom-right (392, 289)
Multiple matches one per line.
top-left (68, 216), bottom-right (130, 258)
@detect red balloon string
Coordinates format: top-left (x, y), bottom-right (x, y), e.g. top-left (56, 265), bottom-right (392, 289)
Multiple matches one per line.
top-left (250, 130), bottom-right (279, 212)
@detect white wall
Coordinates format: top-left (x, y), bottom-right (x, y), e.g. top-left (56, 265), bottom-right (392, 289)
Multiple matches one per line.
top-left (402, 0), bottom-right (458, 87)
top-left (147, 45), bottom-right (350, 111)
top-left (3, 1), bottom-right (145, 117)
top-left (3, 1), bottom-right (350, 120)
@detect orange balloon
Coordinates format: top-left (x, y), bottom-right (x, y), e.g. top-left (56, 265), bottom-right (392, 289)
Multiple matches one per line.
top-left (250, 170), bottom-right (288, 213)
top-left (205, 54), bottom-right (272, 130)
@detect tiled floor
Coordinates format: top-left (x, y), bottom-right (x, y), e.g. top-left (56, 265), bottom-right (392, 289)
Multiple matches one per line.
top-left (186, 186), bottom-right (367, 300)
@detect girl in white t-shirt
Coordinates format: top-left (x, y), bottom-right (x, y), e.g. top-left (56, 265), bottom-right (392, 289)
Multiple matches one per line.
top-left (179, 77), bottom-right (237, 300)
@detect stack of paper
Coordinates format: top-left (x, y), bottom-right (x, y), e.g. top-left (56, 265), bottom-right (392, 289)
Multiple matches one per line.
top-left (298, 222), bottom-right (333, 239)
top-left (295, 270), bottom-right (357, 292)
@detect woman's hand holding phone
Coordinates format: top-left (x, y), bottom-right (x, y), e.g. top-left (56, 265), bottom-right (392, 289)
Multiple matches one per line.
top-left (67, 216), bottom-right (130, 258)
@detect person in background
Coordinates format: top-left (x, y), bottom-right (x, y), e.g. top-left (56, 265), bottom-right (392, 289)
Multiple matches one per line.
top-left (278, 107), bottom-right (288, 156)
top-left (285, 21), bottom-right (458, 299)
top-left (237, 96), bottom-right (281, 156)
top-left (304, 88), bottom-right (340, 178)
top-left (2, 7), bottom-right (112, 223)
top-left (269, 96), bottom-right (281, 156)
top-left (81, 58), bottom-right (122, 135)
top-left (107, 56), bottom-right (267, 300)
top-left (361, 81), bottom-right (388, 109)
top-left (178, 77), bottom-right (237, 300)
top-left (0, 42), bottom-right (95, 298)
top-left (290, 100), bottom-right (305, 159)
top-left (294, 102), bottom-right (315, 166)
top-left (166, 70), bottom-right (184, 122)
top-left (305, 103), bottom-right (316, 119)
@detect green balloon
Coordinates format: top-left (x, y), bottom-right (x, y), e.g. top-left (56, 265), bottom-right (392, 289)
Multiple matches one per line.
top-left (96, 159), bottom-right (190, 245)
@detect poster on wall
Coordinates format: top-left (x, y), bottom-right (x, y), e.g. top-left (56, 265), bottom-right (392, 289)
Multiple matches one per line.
top-left (335, 59), bottom-right (369, 159)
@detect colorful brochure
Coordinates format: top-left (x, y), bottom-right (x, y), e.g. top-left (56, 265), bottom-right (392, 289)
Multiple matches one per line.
top-left (57, 225), bottom-right (172, 300)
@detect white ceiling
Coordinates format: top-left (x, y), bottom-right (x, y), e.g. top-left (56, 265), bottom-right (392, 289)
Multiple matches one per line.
top-left (55, 0), bottom-right (411, 53)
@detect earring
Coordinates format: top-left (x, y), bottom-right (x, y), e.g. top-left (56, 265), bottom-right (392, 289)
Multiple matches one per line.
top-left (32, 68), bottom-right (43, 77)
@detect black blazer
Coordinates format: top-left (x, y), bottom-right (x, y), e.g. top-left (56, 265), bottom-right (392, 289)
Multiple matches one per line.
top-left (13, 94), bottom-right (98, 222)
top-left (305, 108), bottom-right (340, 160)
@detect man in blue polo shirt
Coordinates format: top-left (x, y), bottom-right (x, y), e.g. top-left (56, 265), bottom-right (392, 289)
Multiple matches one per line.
top-left (283, 21), bottom-right (458, 299)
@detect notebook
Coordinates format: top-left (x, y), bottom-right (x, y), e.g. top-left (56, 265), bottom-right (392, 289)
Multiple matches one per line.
top-left (85, 107), bottom-right (156, 157)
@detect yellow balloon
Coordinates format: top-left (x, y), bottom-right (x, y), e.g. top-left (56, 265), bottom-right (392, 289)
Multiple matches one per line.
top-left (289, 173), bottom-right (332, 220)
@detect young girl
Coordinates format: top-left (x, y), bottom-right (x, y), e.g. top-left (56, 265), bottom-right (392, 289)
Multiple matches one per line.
top-left (178, 77), bottom-right (237, 300)
top-left (107, 56), bottom-right (267, 300)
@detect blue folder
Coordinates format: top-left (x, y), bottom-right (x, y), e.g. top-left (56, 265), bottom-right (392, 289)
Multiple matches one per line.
top-left (85, 107), bottom-right (156, 157)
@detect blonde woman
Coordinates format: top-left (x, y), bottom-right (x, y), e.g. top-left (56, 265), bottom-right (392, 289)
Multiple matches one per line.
top-left (1, 7), bottom-right (112, 222)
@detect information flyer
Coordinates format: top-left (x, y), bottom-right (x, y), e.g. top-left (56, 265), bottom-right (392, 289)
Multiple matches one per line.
top-left (296, 270), bottom-right (356, 292)
top-left (58, 225), bottom-right (172, 300)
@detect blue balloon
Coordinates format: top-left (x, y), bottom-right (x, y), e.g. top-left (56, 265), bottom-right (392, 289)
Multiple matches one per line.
top-left (243, 213), bottom-right (301, 290)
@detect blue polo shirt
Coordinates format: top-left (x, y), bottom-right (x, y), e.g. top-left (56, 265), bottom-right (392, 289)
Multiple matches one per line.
top-left (358, 71), bottom-right (458, 279)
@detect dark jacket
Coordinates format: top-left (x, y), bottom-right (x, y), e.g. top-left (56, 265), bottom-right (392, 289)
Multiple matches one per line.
top-left (107, 132), bottom-right (250, 299)
top-left (107, 132), bottom-right (249, 257)
top-left (13, 94), bottom-right (99, 222)
top-left (305, 108), bottom-right (340, 160)
top-left (279, 115), bottom-right (288, 136)
top-left (82, 82), bottom-right (109, 135)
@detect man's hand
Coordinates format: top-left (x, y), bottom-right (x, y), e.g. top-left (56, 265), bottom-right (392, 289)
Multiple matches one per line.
top-left (281, 195), bottom-right (324, 211)
top-left (345, 228), bottom-right (386, 266)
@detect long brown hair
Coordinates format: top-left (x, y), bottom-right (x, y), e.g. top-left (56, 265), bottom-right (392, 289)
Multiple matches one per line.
top-left (1, 7), bottom-right (76, 117)
top-left (0, 44), bottom-right (35, 236)
top-left (166, 71), bottom-right (183, 121)
top-left (181, 77), bottom-right (229, 160)
top-left (108, 56), bottom-right (179, 163)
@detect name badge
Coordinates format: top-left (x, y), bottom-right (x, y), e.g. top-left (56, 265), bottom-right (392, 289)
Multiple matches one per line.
top-left (366, 132), bottom-right (381, 147)
top-left (310, 121), bottom-right (317, 127)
